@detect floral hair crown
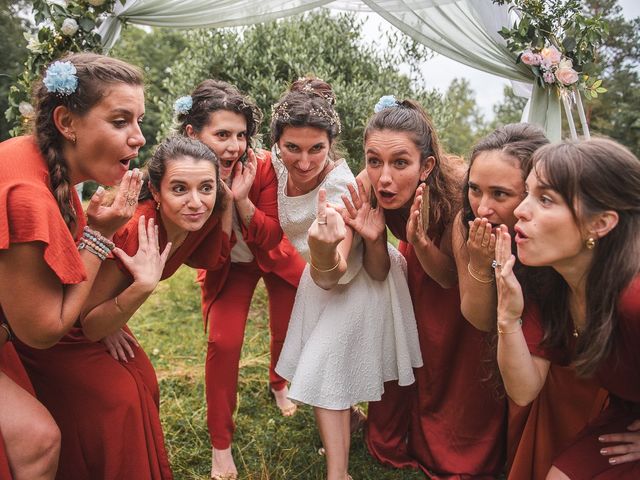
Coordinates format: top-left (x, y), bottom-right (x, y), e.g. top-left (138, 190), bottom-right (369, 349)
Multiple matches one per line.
top-left (374, 95), bottom-right (399, 113)
top-left (300, 81), bottom-right (336, 106)
top-left (174, 95), bottom-right (193, 115)
top-left (43, 61), bottom-right (78, 96)
top-left (271, 101), bottom-right (342, 134)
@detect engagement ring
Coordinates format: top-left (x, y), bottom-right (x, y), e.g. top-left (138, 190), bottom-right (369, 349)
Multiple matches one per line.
top-left (491, 259), bottom-right (502, 269)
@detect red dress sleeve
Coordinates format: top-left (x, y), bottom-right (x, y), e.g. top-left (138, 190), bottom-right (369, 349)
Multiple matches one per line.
top-left (240, 151), bottom-right (283, 251)
top-left (0, 182), bottom-right (86, 284)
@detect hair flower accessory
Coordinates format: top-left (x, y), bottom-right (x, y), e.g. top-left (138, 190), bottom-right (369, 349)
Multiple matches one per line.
top-left (374, 95), bottom-right (398, 113)
top-left (174, 96), bottom-right (193, 115)
top-left (43, 61), bottom-right (78, 96)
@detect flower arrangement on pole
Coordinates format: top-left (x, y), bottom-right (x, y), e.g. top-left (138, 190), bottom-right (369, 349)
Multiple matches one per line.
top-left (6, 0), bottom-right (124, 136)
top-left (493, 0), bottom-right (608, 138)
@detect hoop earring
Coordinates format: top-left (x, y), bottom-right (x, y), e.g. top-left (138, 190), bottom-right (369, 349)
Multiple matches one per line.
top-left (585, 237), bottom-right (596, 249)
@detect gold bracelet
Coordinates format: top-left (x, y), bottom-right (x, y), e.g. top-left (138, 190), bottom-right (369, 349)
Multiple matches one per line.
top-left (497, 318), bottom-right (523, 334)
top-left (0, 323), bottom-right (12, 342)
top-left (310, 252), bottom-right (342, 273)
top-left (467, 262), bottom-right (494, 284)
top-left (114, 295), bottom-right (124, 313)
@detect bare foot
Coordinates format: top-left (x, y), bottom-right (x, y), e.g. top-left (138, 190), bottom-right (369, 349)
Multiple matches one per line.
top-left (211, 446), bottom-right (237, 479)
top-left (271, 385), bottom-right (297, 417)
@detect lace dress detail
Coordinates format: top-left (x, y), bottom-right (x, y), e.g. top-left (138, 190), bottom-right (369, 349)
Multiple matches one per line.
top-left (272, 150), bottom-right (423, 409)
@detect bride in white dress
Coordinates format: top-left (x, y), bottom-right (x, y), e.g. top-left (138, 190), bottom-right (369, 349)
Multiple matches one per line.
top-left (270, 77), bottom-right (422, 480)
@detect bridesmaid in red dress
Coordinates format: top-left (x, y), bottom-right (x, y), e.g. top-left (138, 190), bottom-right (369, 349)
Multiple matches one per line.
top-left (0, 53), bottom-right (145, 479)
top-left (495, 138), bottom-right (640, 479)
top-left (357, 97), bottom-right (505, 478)
top-left (16, 135), bottom-right (230, 480)
top-left (176, 80), bottom-right (305, 479)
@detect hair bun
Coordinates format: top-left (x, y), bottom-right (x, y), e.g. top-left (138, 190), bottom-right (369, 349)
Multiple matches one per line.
top-left (290, 76), bottom-right (336, 106)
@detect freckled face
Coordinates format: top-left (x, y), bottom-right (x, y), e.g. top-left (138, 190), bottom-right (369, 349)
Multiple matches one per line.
top-left (67, 84), bottom-right (146, 186)
top-left (468, 150), bottom-right (525, 231)
top-left (278, 126), bottom-right (330, 194)
top-left (188, 110), bottom-right (247, 181)
top-left (152, 157), bottom-right (218, 238)
top-left (365, 130), bottom-right (430, 210)
top-left (513, 169), bottom-right (584, 269)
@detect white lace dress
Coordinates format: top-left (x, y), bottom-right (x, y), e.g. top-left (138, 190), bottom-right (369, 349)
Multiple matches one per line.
top-left (273, 153), bottom-right (423, 409)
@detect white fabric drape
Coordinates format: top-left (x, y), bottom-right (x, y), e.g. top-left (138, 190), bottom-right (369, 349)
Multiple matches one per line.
top-left (98, 0), bottom-right (561, 140)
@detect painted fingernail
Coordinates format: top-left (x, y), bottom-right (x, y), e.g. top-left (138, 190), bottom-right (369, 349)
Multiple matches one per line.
top-left (600, 449), bottom-right (607, 455)
top-left (609, 458), bottom-right (616, 464)
top-left (96, 186), bottom-right (104, 195)
top-left (598, 436), bottom-right (605, 441)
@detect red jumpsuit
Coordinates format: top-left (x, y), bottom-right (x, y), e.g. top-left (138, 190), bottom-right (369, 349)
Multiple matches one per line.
top-left (0, 136), bottom-right (88, 479)
top-left (198, 150), bottom-right (306, 449)
top-left (15, 199), bottom-right (230, 480)
top-left (366, 211), bottom-right (506, 479)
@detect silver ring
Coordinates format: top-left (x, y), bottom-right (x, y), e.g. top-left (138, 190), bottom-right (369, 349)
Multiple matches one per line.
top-left (491, 259), bottom-right (502, 269)
top-left (127, 198), bottom-right (136, 206)
top-left (317, 219), bottom-right (327, 225)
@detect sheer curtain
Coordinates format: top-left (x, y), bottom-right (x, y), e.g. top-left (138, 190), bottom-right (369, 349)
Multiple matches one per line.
top-left (99, 0), bottom-right (561, 140)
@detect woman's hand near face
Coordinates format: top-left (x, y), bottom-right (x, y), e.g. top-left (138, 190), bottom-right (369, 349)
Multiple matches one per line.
top-left (341, 178), bottom-right (385, 243)
top-left (230, 148), bottom-right (257, 202)
top-left (495, 225), bottom-right (523, 326)
top-left (341, 178), bottom-right (390, 280)
top-left (495, 224), bottom-right (550, 406)
top-left (112, 216), bottom-right (172, 292)
top-left (406, 184), bottom-right (430, 249)
top-left (599, 419), bottom-right (640, 465)
top-left (87, 169), bottom-right (143, 239)
top-left (467, 217), bottom-right (497, 276)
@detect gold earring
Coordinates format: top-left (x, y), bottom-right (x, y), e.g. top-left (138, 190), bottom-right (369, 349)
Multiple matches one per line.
top-left (586, 237), bottom-right (596, 249)
top-left (68, 134), bottom-right (76, 144)
top-left (156, 201), bottom-right (160, 211)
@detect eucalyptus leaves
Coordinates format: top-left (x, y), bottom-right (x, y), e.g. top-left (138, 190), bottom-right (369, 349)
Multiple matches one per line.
top-left (494, 0), bottom-right (607, 99)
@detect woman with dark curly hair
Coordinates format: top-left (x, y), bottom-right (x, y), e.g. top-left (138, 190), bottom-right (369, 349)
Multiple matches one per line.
top-left (176, 79), bottom-right (306, 479)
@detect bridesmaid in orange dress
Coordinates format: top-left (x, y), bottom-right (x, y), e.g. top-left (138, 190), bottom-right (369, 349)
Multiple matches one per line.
top-left (15, 136), bottom-right (229, 479)
top-left (0, 53), bottom-right (145, 479)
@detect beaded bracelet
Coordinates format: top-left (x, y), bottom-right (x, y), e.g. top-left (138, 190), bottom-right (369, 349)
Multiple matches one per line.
top-left (0, 323), bottom-right (12, 342)
top-left (78, 226), bottom-right (115, 261)
top-left (310, 252), bottom-right (342, 273)
top-left (78, 241), bottom-right (107, 261)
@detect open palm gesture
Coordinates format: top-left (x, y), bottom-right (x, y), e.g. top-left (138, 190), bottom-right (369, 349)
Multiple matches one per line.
top-left (341, 178), bottom-right (385, 243)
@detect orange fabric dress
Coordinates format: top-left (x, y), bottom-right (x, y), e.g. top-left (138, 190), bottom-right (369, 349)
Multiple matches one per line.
top-left (0, 136), bottom-right (87, 479)
top-left (506, 302), bottom-right (608, 480)
top-left (519, 285), bottom-right (640, 479)
top-left (366, 212), bottom-right (506, 479)
top-left (15, 199), bottom-right (230, 480)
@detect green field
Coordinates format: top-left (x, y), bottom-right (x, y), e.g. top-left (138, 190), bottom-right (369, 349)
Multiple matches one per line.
top-left (131, 265), bottom-right (423, 479)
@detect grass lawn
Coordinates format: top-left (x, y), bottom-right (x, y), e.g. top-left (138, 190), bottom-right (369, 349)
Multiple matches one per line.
top-left (130, 265), bottom-right (424, 479)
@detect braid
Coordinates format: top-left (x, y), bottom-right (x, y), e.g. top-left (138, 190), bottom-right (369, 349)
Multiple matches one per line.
top-left (34, 94), bottom-right (76, 231)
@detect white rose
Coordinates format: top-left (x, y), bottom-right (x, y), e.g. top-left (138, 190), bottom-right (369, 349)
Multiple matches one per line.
top-left (26, 37), bottom-right (44, 53)
top-left (87, 0), bottom-right (106, 6)
top-left (18, 102), bottom-right (35, 118)
top-left (558, 58), bottom-right (573, 70)
top-left (61, 18), bottom-right (79, 37)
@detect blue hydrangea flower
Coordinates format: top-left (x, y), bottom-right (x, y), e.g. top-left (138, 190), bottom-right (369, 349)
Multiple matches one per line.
top-left (374, 95), bottom-right (398, 113)
top-left (174, 96), bottom-right (193, 115)
top-left (43, 61), bottom-right (78, 96)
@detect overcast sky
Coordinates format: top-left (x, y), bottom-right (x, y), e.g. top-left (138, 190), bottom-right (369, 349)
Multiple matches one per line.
top-left (357, 0), bottom-right (639, 118)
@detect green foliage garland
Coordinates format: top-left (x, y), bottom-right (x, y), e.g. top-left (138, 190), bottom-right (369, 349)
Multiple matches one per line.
top-left (5, 0), bottom-right (123, 136)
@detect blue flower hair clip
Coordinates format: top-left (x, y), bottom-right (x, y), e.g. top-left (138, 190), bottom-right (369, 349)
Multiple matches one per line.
top-left (374, 95), bottom-right (398, 113)
top-left (43, 61), bottom-right (78, 96)
top-left (174, 96), bottom-right (193, 115)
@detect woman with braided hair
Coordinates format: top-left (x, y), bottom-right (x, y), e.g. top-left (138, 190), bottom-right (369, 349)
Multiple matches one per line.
top-left (0, 52), bottom-right (144, 479)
